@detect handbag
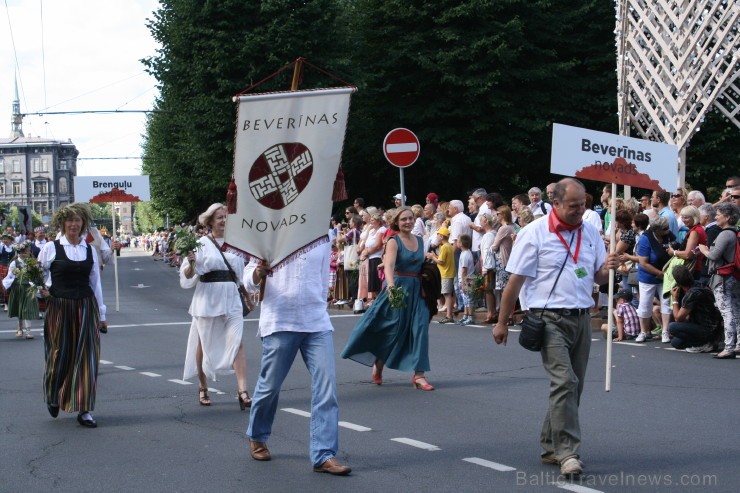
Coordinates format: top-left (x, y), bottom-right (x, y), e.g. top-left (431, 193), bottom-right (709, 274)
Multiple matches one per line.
top-left (343, 230), bottom-right (359, 271)
top-left (627, 264), bottom-right (639, 286)
top-left (208, 236), bottom-right (253, 316)
top-left (519, 233), bottom-right (574, 352)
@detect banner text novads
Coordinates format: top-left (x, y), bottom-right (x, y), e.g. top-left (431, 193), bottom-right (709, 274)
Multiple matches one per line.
top-left (517, 471), bottom-right (718, 488)
top-left (241, 214), bottom-right (307, 232)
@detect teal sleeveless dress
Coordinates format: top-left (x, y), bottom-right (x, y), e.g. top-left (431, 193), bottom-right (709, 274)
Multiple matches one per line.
top-left (341, 235), bottom-right (430, 372)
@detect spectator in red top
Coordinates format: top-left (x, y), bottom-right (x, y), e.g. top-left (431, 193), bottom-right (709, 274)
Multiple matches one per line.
top-left (426, 192), bottom-right (439, 210)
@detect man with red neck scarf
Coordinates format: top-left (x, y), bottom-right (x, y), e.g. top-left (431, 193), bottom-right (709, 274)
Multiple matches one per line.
top-left (493, 178), bottom-right (618, 477)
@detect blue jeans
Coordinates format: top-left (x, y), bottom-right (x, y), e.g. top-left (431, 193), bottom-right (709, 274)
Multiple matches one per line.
top-left (247, 330), bottom-right (339, 466)
top-left (668, 321), bottom-right (712, 349)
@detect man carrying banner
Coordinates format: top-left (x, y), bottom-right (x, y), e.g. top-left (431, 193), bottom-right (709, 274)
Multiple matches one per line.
top-left (228, 85), bottom-right (355, 475)
top-left (493, 178), bottom-right (618, 477)
top-left (244, 243), bottom-right (351, 475)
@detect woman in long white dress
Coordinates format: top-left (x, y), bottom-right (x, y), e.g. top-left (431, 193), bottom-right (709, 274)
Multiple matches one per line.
top-left (179, 203), bottom-right (250, 409)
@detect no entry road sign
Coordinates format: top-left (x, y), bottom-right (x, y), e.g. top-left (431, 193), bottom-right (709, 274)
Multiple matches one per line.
top-left (383, 128), bottom-right (420, 167)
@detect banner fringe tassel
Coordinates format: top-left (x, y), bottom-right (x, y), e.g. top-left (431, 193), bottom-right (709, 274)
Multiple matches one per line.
top-left (332, 166), bottom-right (348, 202)
top-left (226, 178), bottom-right (237, 214)
top-left (222, 235), bottom-right (330, 273)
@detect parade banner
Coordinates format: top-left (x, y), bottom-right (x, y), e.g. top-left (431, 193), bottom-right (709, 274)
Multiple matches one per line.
top-left (74, 176), bottom-right (151, 203)
top-left (551, 123), bottom-right (678, 191)
top-left (224, 87), bottom-right (354, 268)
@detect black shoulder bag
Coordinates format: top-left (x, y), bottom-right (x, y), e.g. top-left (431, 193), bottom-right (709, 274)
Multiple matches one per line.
top-left (208, 236), bottom-right (253, 316)
top-left (519, 232), bottom-right (575, 352)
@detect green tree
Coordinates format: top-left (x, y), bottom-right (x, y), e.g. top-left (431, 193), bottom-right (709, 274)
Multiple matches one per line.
top-left (340, 0), bottom-right (618, 204)
top-left (134, 202), bottom-right (165, 233)
top-left (142, 0), bottom-right (348, 221)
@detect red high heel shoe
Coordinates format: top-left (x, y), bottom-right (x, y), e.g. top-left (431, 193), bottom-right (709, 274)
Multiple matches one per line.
top-left (371, 362), bottom-right (383, 385)
top-left (412, 375), bottom-right (434, 391)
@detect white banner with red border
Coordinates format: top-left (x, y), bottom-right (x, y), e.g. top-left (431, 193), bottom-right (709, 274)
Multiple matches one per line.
top-left (224, 87), bottom-right (354, 268)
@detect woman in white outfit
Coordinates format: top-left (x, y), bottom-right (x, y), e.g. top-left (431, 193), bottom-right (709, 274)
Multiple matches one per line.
top-left (179, 203), bottom-right (250, 409)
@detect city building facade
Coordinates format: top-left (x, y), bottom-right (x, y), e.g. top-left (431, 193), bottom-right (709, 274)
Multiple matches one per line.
top-left (0, 79), bottom-right (77, 220)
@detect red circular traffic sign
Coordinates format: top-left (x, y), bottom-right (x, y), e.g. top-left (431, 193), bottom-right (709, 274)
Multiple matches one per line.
top-left (383, 128), bottom-right (420, 168)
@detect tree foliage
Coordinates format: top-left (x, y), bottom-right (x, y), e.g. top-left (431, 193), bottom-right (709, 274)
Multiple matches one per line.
top-left (133, 201), bottom-right (165, 233)
top-left (141, 0), bottom-right (738, 214)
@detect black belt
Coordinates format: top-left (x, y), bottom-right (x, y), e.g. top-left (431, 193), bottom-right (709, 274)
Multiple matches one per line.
top-left (200, 270), bottom-right (234, 283)
top-left (532, 308), bottom-right (590, 317)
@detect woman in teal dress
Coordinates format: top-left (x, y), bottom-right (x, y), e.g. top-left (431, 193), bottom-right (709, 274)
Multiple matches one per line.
top-left (341, 206), bottom-right (434, 391)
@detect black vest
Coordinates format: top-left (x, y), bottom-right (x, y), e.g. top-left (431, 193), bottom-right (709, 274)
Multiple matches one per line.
top-left (49, 240), bottom-right (94, 299)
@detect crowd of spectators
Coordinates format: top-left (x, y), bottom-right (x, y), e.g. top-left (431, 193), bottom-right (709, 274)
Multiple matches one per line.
top-left (327, 175), bottom-right (740, 357)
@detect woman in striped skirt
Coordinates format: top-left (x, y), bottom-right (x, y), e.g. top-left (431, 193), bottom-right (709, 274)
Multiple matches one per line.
top-left (0, 234), bottom-right (15, 311)
top-left (38, 203), bottom-right (107, 428)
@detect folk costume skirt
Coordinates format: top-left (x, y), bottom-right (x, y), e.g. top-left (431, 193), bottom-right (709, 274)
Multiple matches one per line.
top-left (7, 282), bottom-right (41, 320)
top-left (43, 295), bottom-right (100, 412)
top-left (0, 264), bottom-right (8, 304)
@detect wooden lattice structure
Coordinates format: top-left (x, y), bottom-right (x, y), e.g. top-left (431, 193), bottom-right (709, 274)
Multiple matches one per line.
top-left (616, 0), bottom-right (740, 188)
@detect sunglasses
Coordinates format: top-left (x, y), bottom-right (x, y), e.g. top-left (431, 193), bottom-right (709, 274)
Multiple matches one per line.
top-left (671, 194), bottom-right (683, 198)
top-left (731, 195), bottom-right (740, 200)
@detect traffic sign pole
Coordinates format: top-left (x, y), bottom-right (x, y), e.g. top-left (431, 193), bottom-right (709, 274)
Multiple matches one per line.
top-left (399, 168), bottom-right (406, 207)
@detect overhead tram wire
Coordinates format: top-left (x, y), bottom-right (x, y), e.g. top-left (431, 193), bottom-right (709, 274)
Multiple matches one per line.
top-left (4, 0), bottom-right (28, 111)
top-left (21, 109), bottom-right (160, 116)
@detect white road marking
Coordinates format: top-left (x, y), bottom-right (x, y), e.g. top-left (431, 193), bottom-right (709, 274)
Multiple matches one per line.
top-left (100, 360), bottom-right (113, 365)
top-left (282, 408), bottom-right (311, 417)
top-left (390, 438), bottom-right (440, 451)
top-left (339, 421), bottom-right (372, 432)
top-left (618, 342), bottom-right (643, 346)
top-left (208, 387), bottom-right (226, 395)
top-left (115, 365), bottom-right (135, 370)
top-left (168, 379), bottom-right (193, 385)
top-left (462, 457), bottom-right (516, 471)
top-left (556, 483), bottom-right (604, 493)
top-left (591, 338), bottom-right (600, 341)
top-left (280, 408), bottom-right (371, 431)
top-left (140, 372), bottom-right (161, 377)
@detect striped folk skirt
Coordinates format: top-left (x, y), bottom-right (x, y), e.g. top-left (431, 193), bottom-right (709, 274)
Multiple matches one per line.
top-left (43, 295), bottom-right (101, 412)
top-left (7, 282), bottom-right (42, 320)
top-left (0, 264), bottom-right (8, 304)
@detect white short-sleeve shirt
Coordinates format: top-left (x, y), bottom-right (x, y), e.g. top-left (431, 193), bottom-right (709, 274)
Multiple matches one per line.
top-left (506, 215), bottom-right (606, 309)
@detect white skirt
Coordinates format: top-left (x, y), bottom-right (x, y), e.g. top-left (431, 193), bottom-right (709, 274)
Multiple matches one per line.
top-left (183, 313), bottom-right (244, 382)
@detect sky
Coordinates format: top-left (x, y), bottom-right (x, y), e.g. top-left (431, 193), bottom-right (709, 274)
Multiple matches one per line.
top-left (1, 0), bottom-right (161, 177)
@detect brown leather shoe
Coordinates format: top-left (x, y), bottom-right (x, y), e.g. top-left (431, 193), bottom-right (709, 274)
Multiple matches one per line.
top-left (313, 457), bottom-right (351, 475)
top-left (249, 440), bottom-right (271, 461)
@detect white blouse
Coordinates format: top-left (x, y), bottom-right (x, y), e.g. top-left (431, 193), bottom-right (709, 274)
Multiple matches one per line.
top-left (38, 237), bottom-right (106, 321)
top-left (244, 242), bottom-right (332, 338)
top-left (179, 236), bottom-right (244, 317)
top-left (2, 259), bottom-right (21, 290)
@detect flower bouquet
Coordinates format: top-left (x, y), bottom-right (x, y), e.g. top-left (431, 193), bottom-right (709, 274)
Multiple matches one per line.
top-left (388, 285), bottom-right (408, 309)
top-left (172, 225), bottom-right (202, 257)
top-left (16, 257), bottom-right (46, 297)
top-left (12, 240), bottom-right (31, 252)
top-left (464, 273), bottom-right (486, 305)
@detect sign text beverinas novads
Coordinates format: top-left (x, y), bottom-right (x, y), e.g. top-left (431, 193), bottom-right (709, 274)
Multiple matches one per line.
top-left (581, 138), bottom-right (652, 175)
top-left (242, 214), bottom-right (307, 232)
top-left (92, 180), bottom-right (133, 189)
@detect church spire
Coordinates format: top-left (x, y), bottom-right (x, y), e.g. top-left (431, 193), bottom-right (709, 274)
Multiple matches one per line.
top-left (10, 74), bottom-right (24, 138)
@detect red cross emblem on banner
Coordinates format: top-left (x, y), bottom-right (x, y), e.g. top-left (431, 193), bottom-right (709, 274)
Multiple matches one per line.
top-left (248, 143), bottom-right (314, 210)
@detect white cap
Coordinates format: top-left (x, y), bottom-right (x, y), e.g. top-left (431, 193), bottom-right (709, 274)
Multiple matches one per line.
top-left (393, 193), bottom-right (406, 201)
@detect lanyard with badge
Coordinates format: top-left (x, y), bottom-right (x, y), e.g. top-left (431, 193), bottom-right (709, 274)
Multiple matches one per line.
top-left (553, 226), bottom-right (586, 279)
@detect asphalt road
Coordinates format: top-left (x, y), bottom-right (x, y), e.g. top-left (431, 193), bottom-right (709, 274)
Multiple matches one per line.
top-left (1, 248), bottom-right (738, 493)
